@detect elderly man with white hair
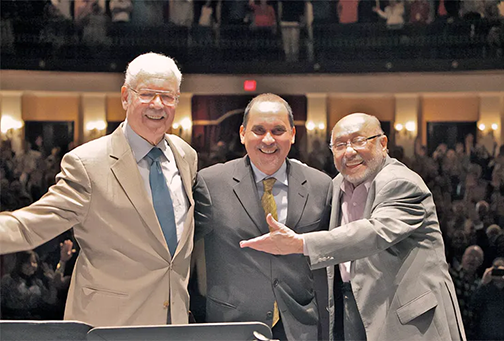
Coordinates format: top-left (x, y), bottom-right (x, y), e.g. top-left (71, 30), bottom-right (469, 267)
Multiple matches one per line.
top-left (0, 53), bottom-right (198, 327)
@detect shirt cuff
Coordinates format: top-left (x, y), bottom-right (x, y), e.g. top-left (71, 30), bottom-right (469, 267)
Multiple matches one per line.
top-left (302, 235), bottom-right (309, 256)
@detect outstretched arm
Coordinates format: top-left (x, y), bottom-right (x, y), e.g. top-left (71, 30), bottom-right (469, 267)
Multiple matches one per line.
top-left (240, 213), bottom-right (304, 254)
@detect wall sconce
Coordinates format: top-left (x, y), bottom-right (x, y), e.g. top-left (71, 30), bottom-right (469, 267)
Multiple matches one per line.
top-left (86, 120), bottom-right (107, 139)
top-left (306, 120), bottom-right (326, 137)
top-left (172, 118), bottom-right (192, 137)
top-left (478, 122), bottom-right (498, 136)
top-left (395, 121), bottom-right (416, 138)
top-left (86, 120), bottom-right (106, 131)
top-left (1, 115), bottom-right (23, 135)
top-left (180, 118), bottom-right (192, 131)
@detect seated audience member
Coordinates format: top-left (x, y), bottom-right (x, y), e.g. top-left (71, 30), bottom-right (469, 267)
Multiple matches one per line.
top-left (449, 245), bottom-right (484, 338)
top-left (0, 251), bottom-right (57, 319)
top-left (8, 179), bottom-right (33, 210)
top-left (470, 257), bottom-right (504, 340)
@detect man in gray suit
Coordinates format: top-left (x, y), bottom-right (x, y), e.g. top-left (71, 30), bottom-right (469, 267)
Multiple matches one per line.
top-left (241, 113), bottom-right (466, 341)
top-left (193, 93), bottom-right (332, 340)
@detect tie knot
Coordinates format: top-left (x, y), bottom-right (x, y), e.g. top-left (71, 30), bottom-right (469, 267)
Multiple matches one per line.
top-left (147, 148), bottom-right (163, 163)
top-left (262, 178), bottom-right (276, 193)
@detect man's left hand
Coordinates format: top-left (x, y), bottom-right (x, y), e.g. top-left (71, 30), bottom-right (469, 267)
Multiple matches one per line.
top-left (240, 214), bottom-right (304, 255)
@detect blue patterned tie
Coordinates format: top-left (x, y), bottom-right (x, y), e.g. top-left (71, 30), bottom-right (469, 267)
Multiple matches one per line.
top-left (146, 148), bottom-right (178, 257)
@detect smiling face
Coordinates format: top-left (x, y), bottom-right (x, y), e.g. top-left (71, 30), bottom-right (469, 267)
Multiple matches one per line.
top-left (240, 100), bottom-right (295, 175)
top-left (332, 114), bottom-right (388, 185)
top-left (121, 73), bottom-right (179, 145)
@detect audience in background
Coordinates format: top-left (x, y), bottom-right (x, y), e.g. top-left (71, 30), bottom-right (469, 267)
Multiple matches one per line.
top-left (470, 257), bottom-right (504, 340)
top-left (449, 245), bottom-right (484, 338)
top-left (2, 0), bottom-right (502, 63)
top-left (1, 251), bottom-right (57, 319)
top-left (2, 114), bottom-right (504, 339)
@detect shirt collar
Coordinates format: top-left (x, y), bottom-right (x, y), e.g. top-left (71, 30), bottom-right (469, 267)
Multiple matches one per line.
top-left (250, 160), bottom-right (288, 186)
top-left (123, 120), bottom-right (170, 163)
top-left (340, 178), bottom-right (372, 195)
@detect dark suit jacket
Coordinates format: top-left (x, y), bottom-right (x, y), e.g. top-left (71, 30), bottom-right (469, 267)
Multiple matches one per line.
top-left (194, 156), bottom-right (332, 341)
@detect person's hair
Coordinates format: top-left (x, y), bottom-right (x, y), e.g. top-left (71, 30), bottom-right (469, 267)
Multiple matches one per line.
top-left (124, 52), bottom-right (182, 89)
top-left (11, 250), bottom-right (39, 279)
top-left (242, 93), bottom-right (294, 128)
top-left (493, 257), bottom-right (504, 267)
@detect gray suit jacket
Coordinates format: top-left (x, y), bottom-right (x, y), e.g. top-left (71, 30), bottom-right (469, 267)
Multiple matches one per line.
top-left (194, 156), bottom-right (332, 341)
top-left (0, 125), bottom-right (198, 327)
top-left (305, 156), bottom-right (466, 341)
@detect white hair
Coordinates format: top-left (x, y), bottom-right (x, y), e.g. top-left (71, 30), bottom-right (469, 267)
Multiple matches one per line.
top-left (124, 52), bottom-right (182, 89)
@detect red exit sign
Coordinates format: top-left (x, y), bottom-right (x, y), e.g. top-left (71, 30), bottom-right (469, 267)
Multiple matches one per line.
top-left (244, 80), bottom-right (257, 91)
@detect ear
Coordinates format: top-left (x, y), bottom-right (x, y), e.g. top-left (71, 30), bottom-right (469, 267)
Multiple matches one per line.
top-left (120, 86), bottom-right (129, 111)
top-left (291, 126), bottom-right (296, 144)
top-left (380, 135), bottom-right (388, 151)
top-left (239, 125), bottom-right (245, 144)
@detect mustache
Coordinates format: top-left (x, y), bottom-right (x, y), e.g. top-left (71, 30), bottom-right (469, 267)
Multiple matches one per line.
top-left (343, 155), bottom-right (363, 165)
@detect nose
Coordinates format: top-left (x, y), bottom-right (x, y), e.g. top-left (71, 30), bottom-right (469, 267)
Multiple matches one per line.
top-left (344, 143), bottom-right (357, 155)
top-left (150, 94), bottom-right (164, 108)
top-left (262, 132), bottom-right (275, 144)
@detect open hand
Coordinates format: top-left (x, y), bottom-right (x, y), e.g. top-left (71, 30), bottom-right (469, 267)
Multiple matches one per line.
top-left (239, 214), bottom-right (304, 255)
top-left (60, 239), bottom-right (76, 262)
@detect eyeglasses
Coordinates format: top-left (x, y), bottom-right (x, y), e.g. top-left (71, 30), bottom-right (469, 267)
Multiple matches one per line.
top-left (129, 88), bottom-right (179, 107)
top-left (331, 134), bottom-right (383, 152)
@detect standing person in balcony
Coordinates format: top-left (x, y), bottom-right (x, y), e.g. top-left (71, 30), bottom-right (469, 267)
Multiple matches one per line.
top-left (279, 0), bottom-right (306, 62)
top-left (0, 52), bottom-right (198, 327)
top-left (373, 0), bottom-right (405, 29)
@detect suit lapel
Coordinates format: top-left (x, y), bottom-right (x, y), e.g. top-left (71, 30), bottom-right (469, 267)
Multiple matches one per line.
top-left (329, 175), bottom-right (344, 230)
top-left (285, 160), bottom-right (309, 230)
top-left (109, 126), bottom-right (170, 261)
top-left (232, 157), bottom-right (269, 235)
top-left (166, 135), bottom-right (193, 258)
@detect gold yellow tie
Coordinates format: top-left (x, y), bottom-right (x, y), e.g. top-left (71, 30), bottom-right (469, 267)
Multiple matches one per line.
top-left (261, 178), bottom-right (280, 326)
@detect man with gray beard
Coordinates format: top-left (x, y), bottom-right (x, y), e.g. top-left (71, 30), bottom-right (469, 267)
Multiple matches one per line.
top-left (241, 113), bottom-right (466, 341)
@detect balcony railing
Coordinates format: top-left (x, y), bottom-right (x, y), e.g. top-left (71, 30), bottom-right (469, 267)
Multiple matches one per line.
top-left (1, 18), bottom-right (503, 74)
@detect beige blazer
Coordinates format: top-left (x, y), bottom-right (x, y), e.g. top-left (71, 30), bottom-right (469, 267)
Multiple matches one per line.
top-left (305, 156), bottom-right (466, 341)
top-left (0, 126), bottom-right (197, 327)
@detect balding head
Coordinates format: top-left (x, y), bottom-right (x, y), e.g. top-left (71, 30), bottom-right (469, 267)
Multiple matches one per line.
top-left (243, 93), bottom-right (293, 129)
top-left (331, 113), bottom-right (383, 143)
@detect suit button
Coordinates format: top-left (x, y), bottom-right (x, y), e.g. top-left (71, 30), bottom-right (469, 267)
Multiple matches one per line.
top-left (266, 311), bottom-right (273, 319)
top-left (273, 279), bottom-right (279, 287)
top-left (163, 300), bottom-right (169, 309)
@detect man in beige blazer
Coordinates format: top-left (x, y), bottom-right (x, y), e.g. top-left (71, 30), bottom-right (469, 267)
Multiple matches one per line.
top-left (0, 53), bottom-right (197, 327)
top-left (241, 113), bottom-right (466, 341)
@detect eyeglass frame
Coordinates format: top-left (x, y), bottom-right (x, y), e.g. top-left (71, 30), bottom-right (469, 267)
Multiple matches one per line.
top-left (330, 134), bottom-right (383, 153)
top-left (128, 87), bottom-right (180, 107)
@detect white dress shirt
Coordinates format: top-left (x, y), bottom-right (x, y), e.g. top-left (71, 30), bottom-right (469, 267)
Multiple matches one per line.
top-left (123, 121), bottom-right (189, 242)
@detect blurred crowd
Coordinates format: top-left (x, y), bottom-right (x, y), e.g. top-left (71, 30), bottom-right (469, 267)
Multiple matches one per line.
top-left (1, 0), bottom-right (503, 63)
top-left (1, 132), bottom-right (504, 340)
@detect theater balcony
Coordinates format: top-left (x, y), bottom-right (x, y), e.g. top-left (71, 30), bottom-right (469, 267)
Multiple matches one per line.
top-left (1, 18), bottom-right (503, 74)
